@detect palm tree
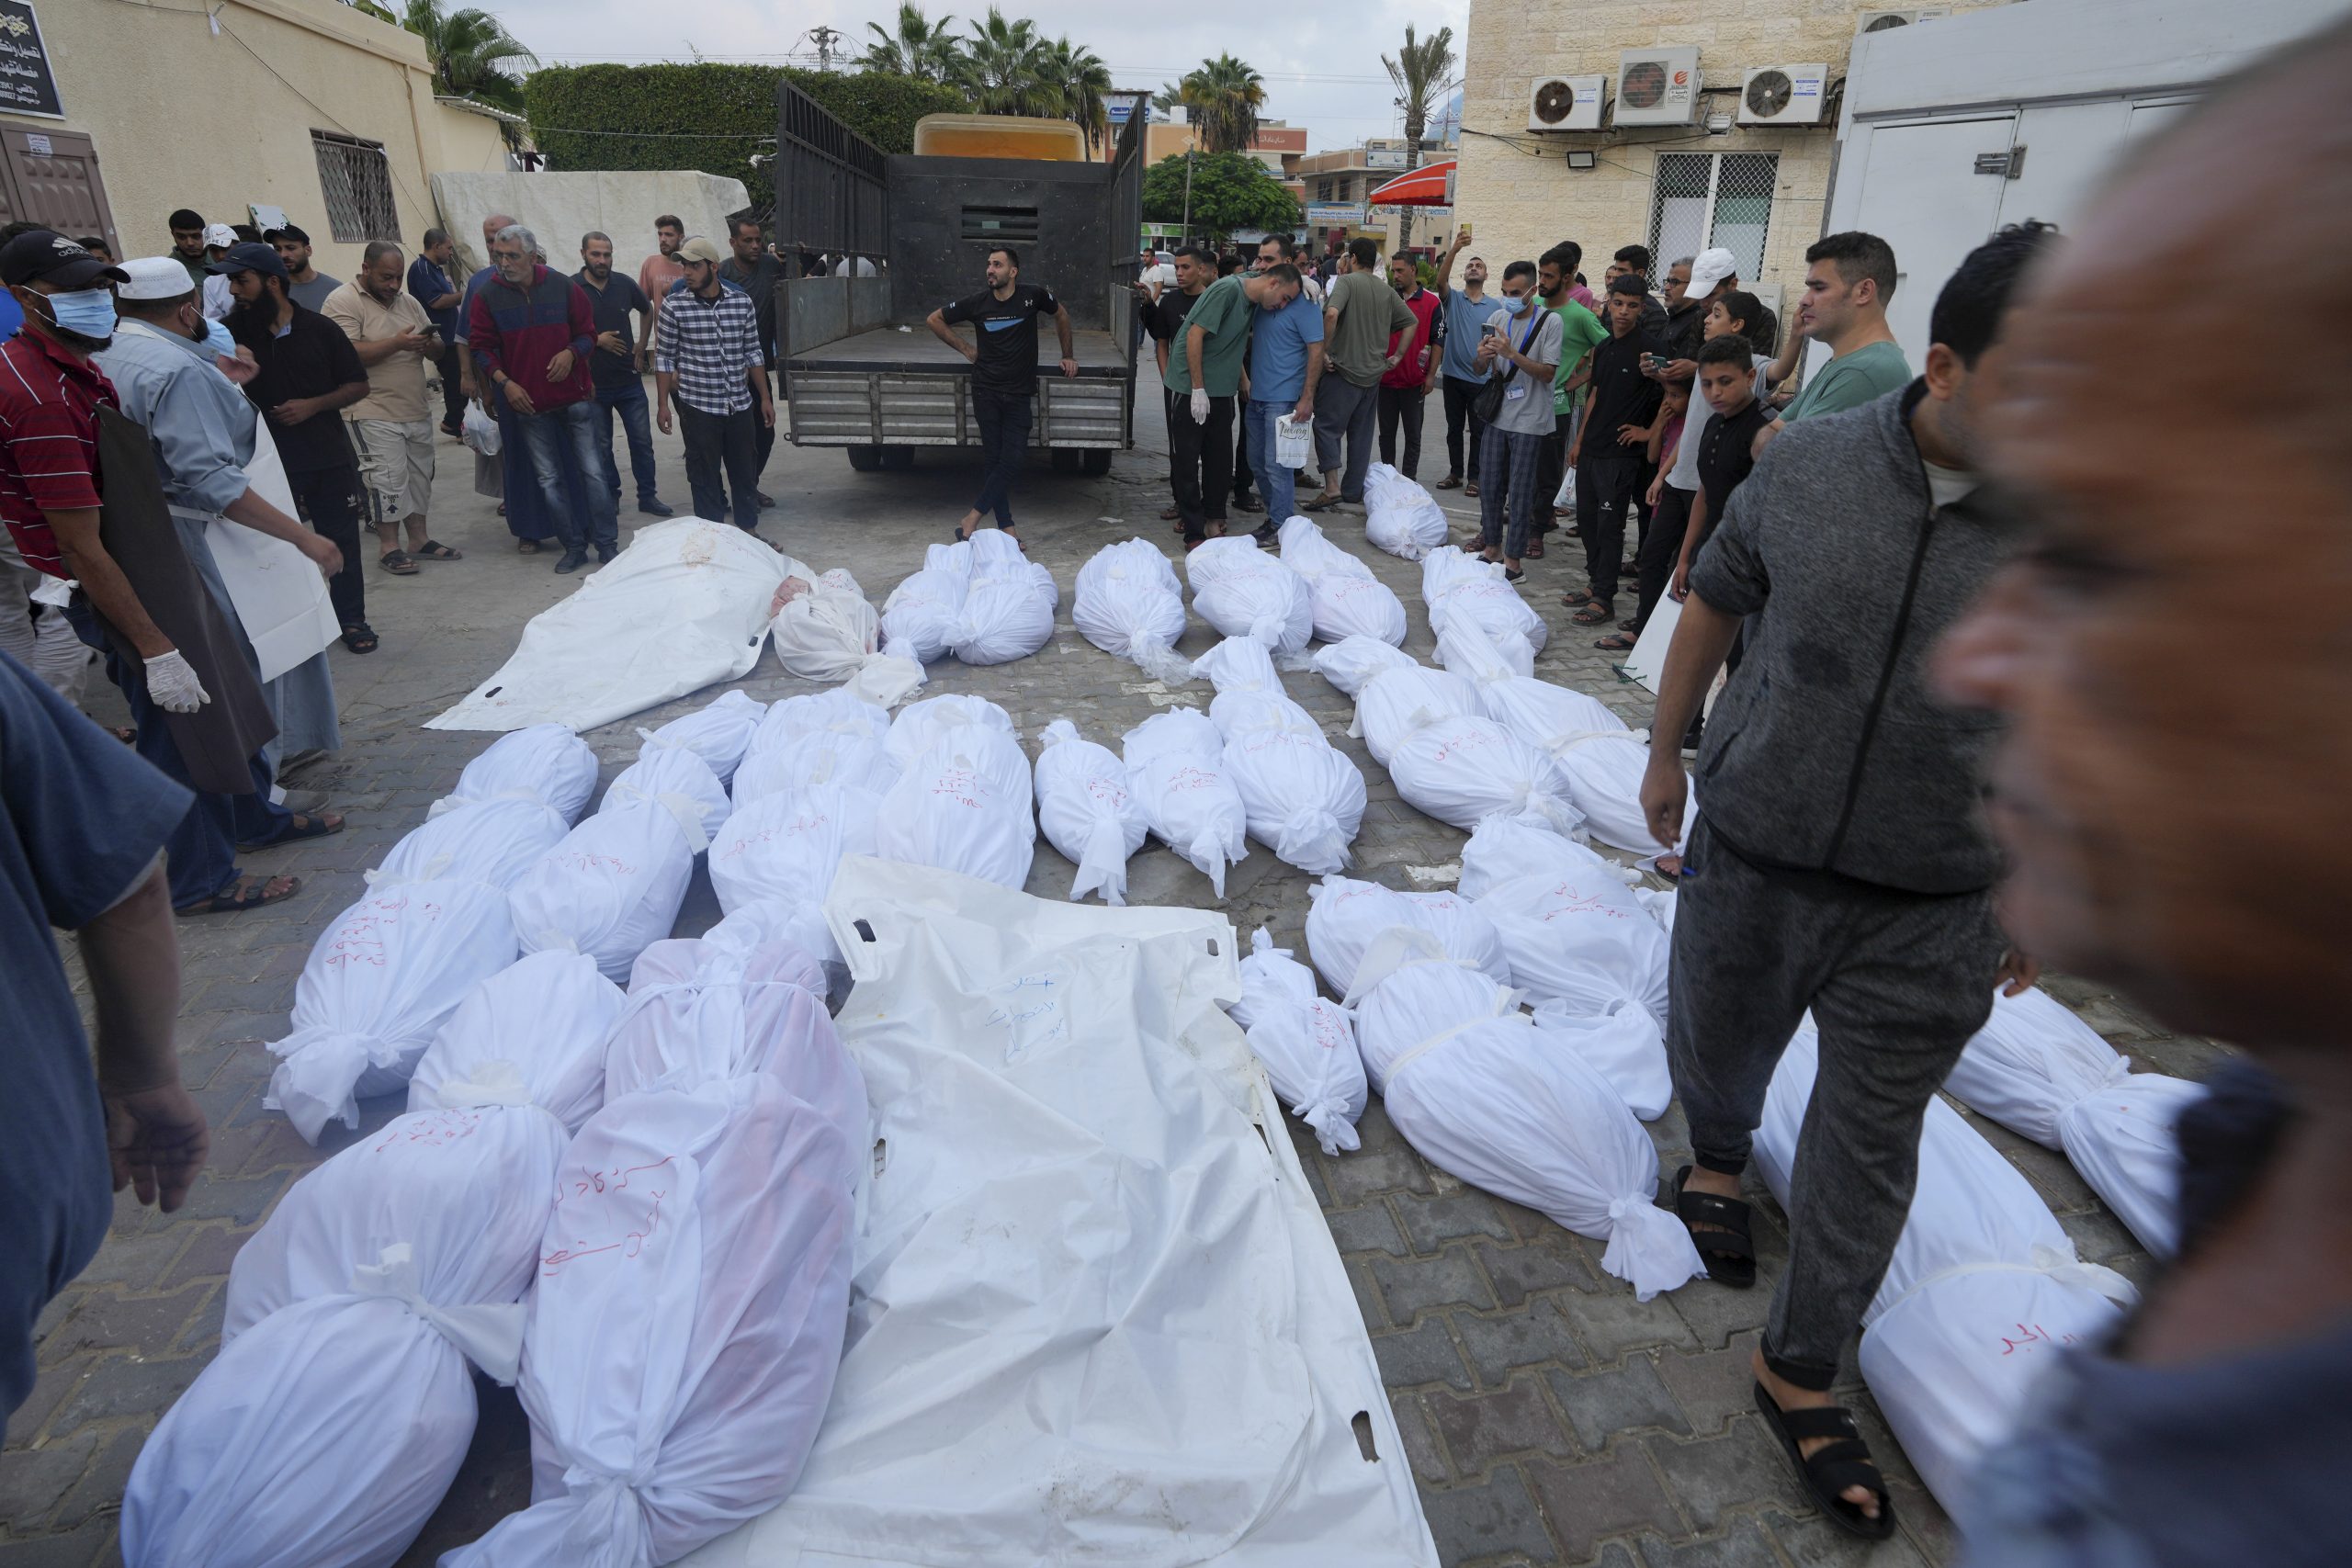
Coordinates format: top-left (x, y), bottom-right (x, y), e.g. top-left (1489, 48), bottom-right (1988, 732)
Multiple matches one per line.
top-left (1151, 82), bottom-right (1186, 121)
top-left (401, 0), bottom-right (536, 113)
top-left (1180, 55), bottom-right (1266, 156)
top-left (957, 8), bottom-right (1056, 117)
top-left (862, 4), bottom-right (961, 83)
top-left (1383, 24), bottom-right (1455, 245)
top-left (1041, 38), bottom-right (1115, 153)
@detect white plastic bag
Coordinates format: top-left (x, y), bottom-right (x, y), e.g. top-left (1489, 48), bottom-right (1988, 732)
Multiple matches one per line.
top-left (408, 949), bottom-right (625, 1132)
top-left (1234, 929), bottom-right (1367, 1154)
top-left (1424, 553), bottom-right (1547, 660)
top-left (1755, 1026), bottom-right (2136, 1515)
top-left (1363, 462), bottom-right (1448, 560)
top-left (949, 530), bottom-right (1057, 666)
top-left (1185, 536), bottom-right (1314, 657)
top-left (1943, 987), bottom-right (2199, 1257)
top-left (1122, 707), bottom-right (1250, 898)
top-left (461, 400), bottom-right (503, 455)
top-left (883, 693), bottom-right (1017, 774)
top-left (440, 723), bottom-right (599, 823)
top-left (872, 730), bottom-right (1036, 891)
top-left (729, 728), bottom-right (900, 811)
top-left (604, 935), bottom-right (851, 1102)
top-left (223, 1104), bottom-right (567, 1348)
top-left (1459, 812), bottom-right (1630, 899)
top-left (636, 689), bottom-right (765, 788)
top-left (1387, 713), bottom-right (1585, 836)
top-left (446, 1073), bottom-right (861, 1568)
top-left (1476, 865), bottom-right (1670, 1029)
top-left (1532, 1003), bottom-right (1674, 1122)
top-left (374, 795), bottom-right (570, 893)
top-left (1351, 663), bottom-right (1483, 768)
top-left (748, 688), bottom-right (889, 755)
top-left (602, 742), bottom-right (732, 842)
top-left (1551, 729), bottom-right (1695, 859)
top-left (1032, 719), bottom-right (1148, 906)
top-left (706, 784), bottom-right (884, 968)
top-left (1434, 619), bottom-right (1613, 733)
top-left (1279, 514), bottom-right (1409, 646)
top-left (1305, 874), bottom-right (1510, 999)
top-left (509, 795), bottom-right (706, 984)
top-left (878, 542), bottom-right (970, 663)
top-left (1353, 959), bottom-right (1703, 1300)
top-left (1214, 706), bottom-right (1366, 875)
top-left (265, 880), bottom-right (521, 1144)
top-left (1072, 537), bottom-right (1192, 682)
top-left (1310, 633), bottom-right (1419, 698)
top-left (1272, 412), bottom-right (1312, 468)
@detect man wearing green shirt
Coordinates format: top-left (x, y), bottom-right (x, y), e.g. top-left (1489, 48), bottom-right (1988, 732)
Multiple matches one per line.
top-left (1168, 253), bottom-right (1303, 547)
top-left (1533, 241), bottom-right (1610, 551)
top-left (1306, 236), bottom-right (1419, 513)
top-left (1766, 231), bottom-right (1912, 434)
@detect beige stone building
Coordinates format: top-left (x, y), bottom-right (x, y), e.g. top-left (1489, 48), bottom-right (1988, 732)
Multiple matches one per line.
top-left (1452, 1), bottom-right (2011, 313)
top-left (0, 0), bottom-right (518, 280)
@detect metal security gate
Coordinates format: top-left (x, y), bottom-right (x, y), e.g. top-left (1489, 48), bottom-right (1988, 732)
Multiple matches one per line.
top-left (1102, 113), bottom-right (1145, 441)
top-left (774, 81), bottom-right (889, 264)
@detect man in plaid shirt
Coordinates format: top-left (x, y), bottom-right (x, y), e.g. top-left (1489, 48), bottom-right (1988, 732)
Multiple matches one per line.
top-left (653, 237), bottom-right (774, 536)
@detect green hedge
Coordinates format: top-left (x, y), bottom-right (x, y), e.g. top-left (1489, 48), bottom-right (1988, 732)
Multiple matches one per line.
top-left (522, 65), bottom-right (972, 198)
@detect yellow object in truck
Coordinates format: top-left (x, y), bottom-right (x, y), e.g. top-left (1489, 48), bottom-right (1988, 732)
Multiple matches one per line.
top-left (910, 114), bottom-right (1088, 161)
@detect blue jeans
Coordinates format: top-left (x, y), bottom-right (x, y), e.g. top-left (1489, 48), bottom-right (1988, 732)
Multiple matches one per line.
top-left (515, 400), bottom-right (619, 554)
top-left (1247, 400), bottom-right (1298, 521)
top-left (594, 379), bottom-right (660, 506)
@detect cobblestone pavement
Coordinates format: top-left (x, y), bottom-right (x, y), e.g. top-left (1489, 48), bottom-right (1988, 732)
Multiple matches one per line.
top-left (1, 377), bottom-right (2229, 1567)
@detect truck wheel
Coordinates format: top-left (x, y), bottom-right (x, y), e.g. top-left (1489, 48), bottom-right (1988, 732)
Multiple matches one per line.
top-left (1049, 447), bottom-right (1083, 475)
top-left (880, 446), bottom-right (915, 471)
top-left (1080, 448), bottom-right (1114, 478)
top-left (846, 446), bottom-right (883, 472)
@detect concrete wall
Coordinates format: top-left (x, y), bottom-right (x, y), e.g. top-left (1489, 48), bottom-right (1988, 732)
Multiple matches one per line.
top-left (433, 104), bottom-right (515, 180)
top-left (428, 171), bottom-right (752, 281)
top-left (11, 0), bottom-right (480, 282)
top-left (1452, 0), bottom-right (2013, 304)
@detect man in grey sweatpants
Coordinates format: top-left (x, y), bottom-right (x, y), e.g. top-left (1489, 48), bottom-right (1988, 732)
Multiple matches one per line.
top-left (1638, 224), bottom-right (2057, 1540)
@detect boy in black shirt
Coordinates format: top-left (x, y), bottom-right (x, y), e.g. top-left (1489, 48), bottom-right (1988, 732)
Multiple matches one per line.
top-left (1671, 333), bottom-right (1774, 602)
top-left (1563, 274), bottom-right (1667, 625)
top-left (926, 246), bottom-right (1078, 544)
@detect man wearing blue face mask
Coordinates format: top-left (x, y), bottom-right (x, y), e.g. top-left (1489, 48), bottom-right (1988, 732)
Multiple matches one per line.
top-left (1470, 260), bottom-right (1563, 581)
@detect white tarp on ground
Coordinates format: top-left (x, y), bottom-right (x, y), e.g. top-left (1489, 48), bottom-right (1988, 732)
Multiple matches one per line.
top-left (673, 856), bottom-right (1437, 1568)
top-left (429, 521), bottom-right (786, 734)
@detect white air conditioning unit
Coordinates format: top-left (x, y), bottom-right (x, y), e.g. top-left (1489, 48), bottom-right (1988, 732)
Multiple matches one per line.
top-left (1854, 8), bottom-right (1951, 45)
top-left (1527, 74), bottom-right (1606, 133)
top-left (1737, 63), bottom-right (1830, 126)
top-left (1615, 48), bottom-right (1702, 127)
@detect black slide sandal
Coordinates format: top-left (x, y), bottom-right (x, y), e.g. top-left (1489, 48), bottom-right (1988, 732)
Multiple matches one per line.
top-left (1673, 1165), bottom-right (1757, 1288)
top-left (1753, 1383), bottom-right (1896, 1540)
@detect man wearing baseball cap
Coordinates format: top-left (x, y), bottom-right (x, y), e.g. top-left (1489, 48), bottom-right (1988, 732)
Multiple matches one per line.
top-left (198, 223), bottom-right (237, 321)
top-left (265, 223), bottom-right (341, 313)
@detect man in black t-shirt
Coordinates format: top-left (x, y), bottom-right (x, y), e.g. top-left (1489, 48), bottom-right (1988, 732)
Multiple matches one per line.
top-left (925, 246), bottom-right (1078, 543)
top-left (1672, 334), bottom-right (1775, 603)
top-left (1563, 274), bottom-right (1667, 626)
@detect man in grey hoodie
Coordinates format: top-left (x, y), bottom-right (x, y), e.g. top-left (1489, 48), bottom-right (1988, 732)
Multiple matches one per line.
top-left (1638, 224), bottom-right (2057, 1540)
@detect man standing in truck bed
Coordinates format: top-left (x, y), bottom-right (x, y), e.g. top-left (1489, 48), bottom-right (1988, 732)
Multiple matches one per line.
top-left (926, 245), bottom-right (1078, 547)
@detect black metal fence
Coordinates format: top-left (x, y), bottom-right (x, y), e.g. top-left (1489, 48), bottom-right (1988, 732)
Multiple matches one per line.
top-left (772, 80), bottom-right (890, 261)
top-left (1102, 112), bottom-right (1145, 348)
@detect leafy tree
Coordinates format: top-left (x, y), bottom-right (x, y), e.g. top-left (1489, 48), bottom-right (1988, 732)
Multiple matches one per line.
top-left (1140, 151), bottom-right (1298, 241)
top-left (1180, 55), bottom-right (1265, 155)
top-left (862, 4), bottom-right (963, 83)
top-left (1040, 37), bottom-right (1114, 152)
top-left (1382, 24), bottom-right (1455, 245)
top-left (401, 0), bottom-right (537, 116)
top-left (957, 8), bottom-right (1057, 117)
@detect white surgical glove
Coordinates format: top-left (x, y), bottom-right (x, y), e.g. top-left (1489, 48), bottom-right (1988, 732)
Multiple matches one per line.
top-left (144, 649), bottom-right (210, 715)
top-left (1189, 389), bottom-right (1209, 424)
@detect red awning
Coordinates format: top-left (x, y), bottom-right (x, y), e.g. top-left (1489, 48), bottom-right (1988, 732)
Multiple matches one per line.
top-left (1364, 159), bottom-right (1455, 207)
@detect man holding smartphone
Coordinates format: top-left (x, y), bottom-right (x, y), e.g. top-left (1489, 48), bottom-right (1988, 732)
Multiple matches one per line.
top-left (323, 241), bottom-right (461, 597)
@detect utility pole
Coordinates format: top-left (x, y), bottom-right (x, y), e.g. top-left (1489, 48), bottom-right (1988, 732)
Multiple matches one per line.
top-left (1181, 148), bottom-right (1196, 245)
top-left (808, 25), bottom-right (842, 71)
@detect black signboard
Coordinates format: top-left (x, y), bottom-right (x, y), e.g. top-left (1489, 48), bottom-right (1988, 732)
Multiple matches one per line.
top-left (0, 4), bottom-right (63, 121)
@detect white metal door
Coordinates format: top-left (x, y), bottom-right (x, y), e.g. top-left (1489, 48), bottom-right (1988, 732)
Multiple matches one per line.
top-left (1847, 114), bottom-right (2017, 369)
top-left (1998, 99), bottom-right (2133, 233)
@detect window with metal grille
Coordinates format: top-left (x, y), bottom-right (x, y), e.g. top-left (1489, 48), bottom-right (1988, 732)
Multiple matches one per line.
top-left (310, 130), bottom-right (399, 243)
top-left (959, 204), bottom-right (1039, 245)
top-left (1649, 152), bottom-right (1778, 285)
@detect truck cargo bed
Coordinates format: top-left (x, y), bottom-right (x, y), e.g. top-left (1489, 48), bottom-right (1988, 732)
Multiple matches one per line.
top-left (787, 327), bottom-right (1130, 450)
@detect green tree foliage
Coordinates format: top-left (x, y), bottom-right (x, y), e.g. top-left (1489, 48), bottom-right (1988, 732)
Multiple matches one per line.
top-left (1037, 37), bottom-right (1115, 153)
top-left (522, 65), bottom-right (969, 190)
top-left (1140, 152), bottom-right (1299, 239)
top-left (1180, 55), bottom-right (1266, 155)
top-left (861, 4), bottom-right (962, 82)
top-left (401, 0), bottom-right (537, 114)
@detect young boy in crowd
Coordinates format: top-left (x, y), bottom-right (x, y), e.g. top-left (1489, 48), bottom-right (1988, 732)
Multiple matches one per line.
top-left (1670, 334), bottom-right (1776, 604)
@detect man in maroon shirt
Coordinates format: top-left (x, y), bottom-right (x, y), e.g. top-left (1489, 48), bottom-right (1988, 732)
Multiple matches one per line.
top-left (1378, 249), bottom-right (1443, 479)
top-left (466, 222), bottom-right (615, 572)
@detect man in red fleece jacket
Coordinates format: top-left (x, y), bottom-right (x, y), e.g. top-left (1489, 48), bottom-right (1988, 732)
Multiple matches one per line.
top-left (467, 221), bottom-right (616, 572)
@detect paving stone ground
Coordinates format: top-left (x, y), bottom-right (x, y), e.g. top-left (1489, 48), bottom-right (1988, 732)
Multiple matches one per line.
top-left (0, 367), bottom-right (2227, 1566)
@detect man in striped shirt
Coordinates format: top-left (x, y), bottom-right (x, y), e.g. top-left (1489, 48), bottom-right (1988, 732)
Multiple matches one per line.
top-left (653, 236), bottom-right (773, 536)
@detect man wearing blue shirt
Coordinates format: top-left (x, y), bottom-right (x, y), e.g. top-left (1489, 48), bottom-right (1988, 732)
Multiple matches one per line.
top-left (1241, 250), bottom-right (1325, 527)
top-left (406, 227), bottom-right (465, 435)
top-left (1430, 230), bottom-right (1492, 491)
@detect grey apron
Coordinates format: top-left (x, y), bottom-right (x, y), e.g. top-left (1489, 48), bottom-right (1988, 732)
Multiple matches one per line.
top-left (91, 402), bottom-right (276, 793)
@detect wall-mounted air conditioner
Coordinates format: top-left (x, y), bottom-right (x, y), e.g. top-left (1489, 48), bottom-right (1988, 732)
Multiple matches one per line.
top-left (1853, 8), bottom-right (1951, 47)
top-left (1737, 64), bottom-right (1830, 126)
top-left (1527, 74), bottom-right (1606, 133)
top-left (1615, 48), bottom-right (1702, 127)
